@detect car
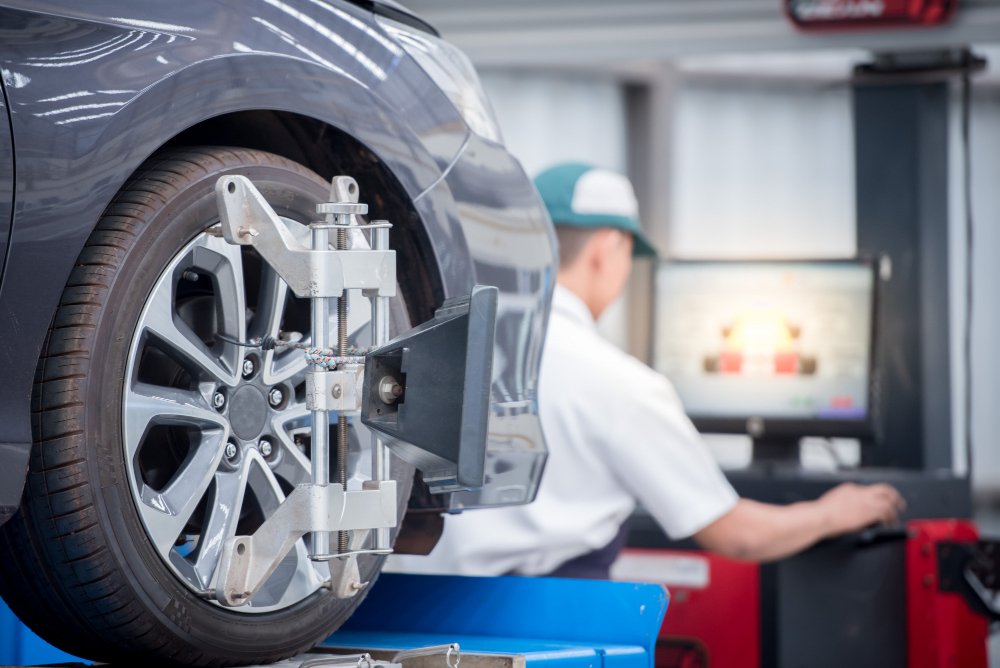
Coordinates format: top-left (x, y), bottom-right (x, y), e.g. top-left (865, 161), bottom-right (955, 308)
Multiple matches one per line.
top-left (0, 1), bottom-right (554, 665)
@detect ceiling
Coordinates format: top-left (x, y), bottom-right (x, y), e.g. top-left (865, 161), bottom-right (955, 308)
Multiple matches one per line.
top-left (403, 0), bottom-right (1000, 81)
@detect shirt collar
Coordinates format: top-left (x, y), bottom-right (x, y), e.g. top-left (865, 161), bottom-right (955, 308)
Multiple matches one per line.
top-left (551, 284), bottom-right (597, 332)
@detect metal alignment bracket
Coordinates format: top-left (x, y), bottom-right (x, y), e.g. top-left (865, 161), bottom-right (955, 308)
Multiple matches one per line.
top-left (213, 481), bottom-right (397, 606)
top-left (215, 175), bottom-right (396, 298)
top-left (213, 173), bottom-right (401, 607)
top-left (307, 365), bottom-right (365, 412)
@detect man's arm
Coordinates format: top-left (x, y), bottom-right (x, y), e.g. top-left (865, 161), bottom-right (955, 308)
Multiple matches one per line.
top-left (693, 483), bottom-right (905, 562)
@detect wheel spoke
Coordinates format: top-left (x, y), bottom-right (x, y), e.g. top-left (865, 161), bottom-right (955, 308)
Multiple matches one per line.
top-left (266, 348), bottom-right (308, 387)
top-left (246, 456), bottom-right (280, 506)
top-left (124, 382), bottom-right (228, 458)
top-left (269, 421), bottom-right (312, 488)
top-left (250, 265), bottom-right (287, 341)
top-left (189, 234), bottom-right (249, 346)
top-left (142, 280), bottom-right (239, 386)
top-left (252, 266), bottom-right (309, 386)
top-left (139, 432), bottom-right (227, 558)
top-left (245, 454), bottom-right (324, 604)
top-left (193, 467), bottom-right (249, 587)
top-left (278, 536), bottom-right (327, 604)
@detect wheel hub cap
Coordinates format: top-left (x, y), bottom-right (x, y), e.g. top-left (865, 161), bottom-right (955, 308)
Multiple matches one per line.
top-left (229, 385), bottom-right (268, 440)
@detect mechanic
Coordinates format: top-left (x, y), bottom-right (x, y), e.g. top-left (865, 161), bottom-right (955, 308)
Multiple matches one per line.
top-left (391, 162), bottom-right (905, 579)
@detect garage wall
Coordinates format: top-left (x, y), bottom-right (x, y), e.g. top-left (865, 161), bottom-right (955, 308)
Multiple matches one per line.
top-left (480, 71), bottom-right (628, 177)
top-left (478, 63), bottom-right (998, 488)
top-left (480, 70), bottom-right (632, 349)
top-left (954, 84), bottom-right (1000, 495)
top-left (669, 82), bottom-right (856, 259)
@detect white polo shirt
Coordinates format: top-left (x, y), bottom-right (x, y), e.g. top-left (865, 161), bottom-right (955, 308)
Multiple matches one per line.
top-left (387, 285), bottom-right (738, 576)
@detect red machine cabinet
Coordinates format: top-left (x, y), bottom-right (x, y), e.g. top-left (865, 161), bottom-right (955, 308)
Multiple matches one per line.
top-left (906, 520), bottom-right (988, 668)
top-left (613, 548), bottom-right (760, 668)
top-left (616, 521), bottom-right (991, 668)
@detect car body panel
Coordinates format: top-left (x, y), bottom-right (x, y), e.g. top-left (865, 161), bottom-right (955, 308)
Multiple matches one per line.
top-left (0, 89), bottom-right (14, 523)
top-left (0, 0), bottom-right (553, 524)
top-left (421, 133), bottom-right (555, 509)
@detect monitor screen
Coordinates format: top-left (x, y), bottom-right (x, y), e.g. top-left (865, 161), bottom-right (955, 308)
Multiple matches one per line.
top-left (653, 260), bottom-right (876, 438)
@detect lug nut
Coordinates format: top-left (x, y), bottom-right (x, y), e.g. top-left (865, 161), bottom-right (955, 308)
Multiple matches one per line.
top-left (213, 391), bottom-right (226, 410)
top-left (259, 440), bottom-right (273, 458)
top-left (242, 358), bottom-right (256, 378)
top-left (225, 442), bottom-right (238, 461)
top-left (268, 387), bottom-right (284, 407)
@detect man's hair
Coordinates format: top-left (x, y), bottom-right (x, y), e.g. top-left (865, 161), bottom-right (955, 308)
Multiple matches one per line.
top-left (555, 225), bottom-right (599, 270)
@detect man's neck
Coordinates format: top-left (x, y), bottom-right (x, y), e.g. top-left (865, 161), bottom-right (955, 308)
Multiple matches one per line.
top-left (556, 273), bottom-right (600, 320)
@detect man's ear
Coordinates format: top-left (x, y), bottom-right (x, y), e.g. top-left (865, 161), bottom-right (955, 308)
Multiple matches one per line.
top-left (588, 229), bottom-right (619, 273)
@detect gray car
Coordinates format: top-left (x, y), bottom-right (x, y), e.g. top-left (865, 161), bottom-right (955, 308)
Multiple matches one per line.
top-left (0, 1), bottom-right (553, 664)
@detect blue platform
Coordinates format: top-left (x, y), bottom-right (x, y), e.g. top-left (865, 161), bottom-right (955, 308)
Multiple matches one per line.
top-left (0, 597), bottom-right (85, 665)
top-left (0, 574), bottom-right (668, 667)
top-left (325, 574), bottom-right (669, 668)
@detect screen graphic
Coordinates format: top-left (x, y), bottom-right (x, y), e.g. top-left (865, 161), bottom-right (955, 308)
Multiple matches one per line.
top-left (654, 261), bottom-right (874, 425)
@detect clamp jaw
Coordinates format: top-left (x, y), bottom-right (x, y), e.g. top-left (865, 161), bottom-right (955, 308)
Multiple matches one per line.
top-left (218, 175), bottom-right (396, 299)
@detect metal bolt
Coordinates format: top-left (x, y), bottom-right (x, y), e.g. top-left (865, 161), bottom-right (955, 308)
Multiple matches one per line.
top-left (268, 387), bottom-right (284, 407)
top-left (182, 270), bottom-right (200, 282)
top-left (225, 442), bottom-right (238, 461)
top-left (213, 391), bottom-right (226, 410)
top-left (242, 358), bottom-right (256, 378)
top-left (377, 376), bottom-right (403, 404)
top-left (332, 384), bottom-right (343, 399)
top-left (259, 440), bottom-right (273, 457)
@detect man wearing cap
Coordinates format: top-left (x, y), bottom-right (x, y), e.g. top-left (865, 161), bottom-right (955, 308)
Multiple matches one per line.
top-left (391, 162), bottom-right (904, 578)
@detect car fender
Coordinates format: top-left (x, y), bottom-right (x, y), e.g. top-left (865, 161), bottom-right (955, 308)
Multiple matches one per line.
top-left (0, 4), bottom-right (553, 524)
top-left (0, 6), bottom-right (475, 520)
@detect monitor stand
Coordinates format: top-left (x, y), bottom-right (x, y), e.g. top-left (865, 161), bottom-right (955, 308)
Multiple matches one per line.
top-left (751, 436), bottom-right (802, 473)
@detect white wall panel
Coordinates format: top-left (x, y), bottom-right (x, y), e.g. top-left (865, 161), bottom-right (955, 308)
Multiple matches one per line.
top-left (670, 83), bottom-right (856, 259)
top-left (952, 88), bottom-right (1000, 493)
top-left (480, 71), bottom-right (631, 349)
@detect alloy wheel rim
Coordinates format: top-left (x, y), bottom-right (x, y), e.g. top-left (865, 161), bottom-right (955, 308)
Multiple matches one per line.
top-left (122, 221), bottom-right (374, 612)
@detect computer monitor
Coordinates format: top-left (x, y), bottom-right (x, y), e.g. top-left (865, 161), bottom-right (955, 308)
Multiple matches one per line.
top-left (653, 259), bottom-right (877, 453)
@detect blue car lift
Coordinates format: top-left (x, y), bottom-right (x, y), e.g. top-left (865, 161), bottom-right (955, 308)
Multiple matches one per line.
top-left (0, 575), bottom-right (669, 668)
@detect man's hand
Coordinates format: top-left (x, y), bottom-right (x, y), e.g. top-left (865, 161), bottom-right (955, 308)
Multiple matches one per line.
top-left (694, 483), bottom-right (906, 562)
top-left (817, 482), bottom-right (906, 535)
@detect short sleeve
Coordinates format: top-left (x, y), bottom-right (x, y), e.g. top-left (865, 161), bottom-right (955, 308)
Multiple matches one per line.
top-left (597, 355), bottom-right (738, 539)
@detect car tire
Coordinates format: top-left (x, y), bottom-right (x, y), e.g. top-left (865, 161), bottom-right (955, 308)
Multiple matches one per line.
top-left (0, 147), bottom-right (413, 665)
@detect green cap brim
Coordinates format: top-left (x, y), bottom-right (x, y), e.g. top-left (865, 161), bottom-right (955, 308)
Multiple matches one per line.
top-left (631, 230), bottom-right (658, 258)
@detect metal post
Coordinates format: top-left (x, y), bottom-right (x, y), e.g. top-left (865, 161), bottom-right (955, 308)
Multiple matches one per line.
top-left (336, 216), bottom-right (350, 554)
top-left (370, 223), bottom-right (392, 551)
top-left (854, 77), bottom-right (952, 470)
top-left (310, 225), bottom-right (331, 559)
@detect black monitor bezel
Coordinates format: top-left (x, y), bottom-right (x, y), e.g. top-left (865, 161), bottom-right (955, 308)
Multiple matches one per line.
top-left (651, 257), bottom-right (880, 440)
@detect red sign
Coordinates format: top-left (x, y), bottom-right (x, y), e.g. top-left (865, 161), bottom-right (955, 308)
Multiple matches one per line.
top-left (786, 0), bottom-right (956, 29)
